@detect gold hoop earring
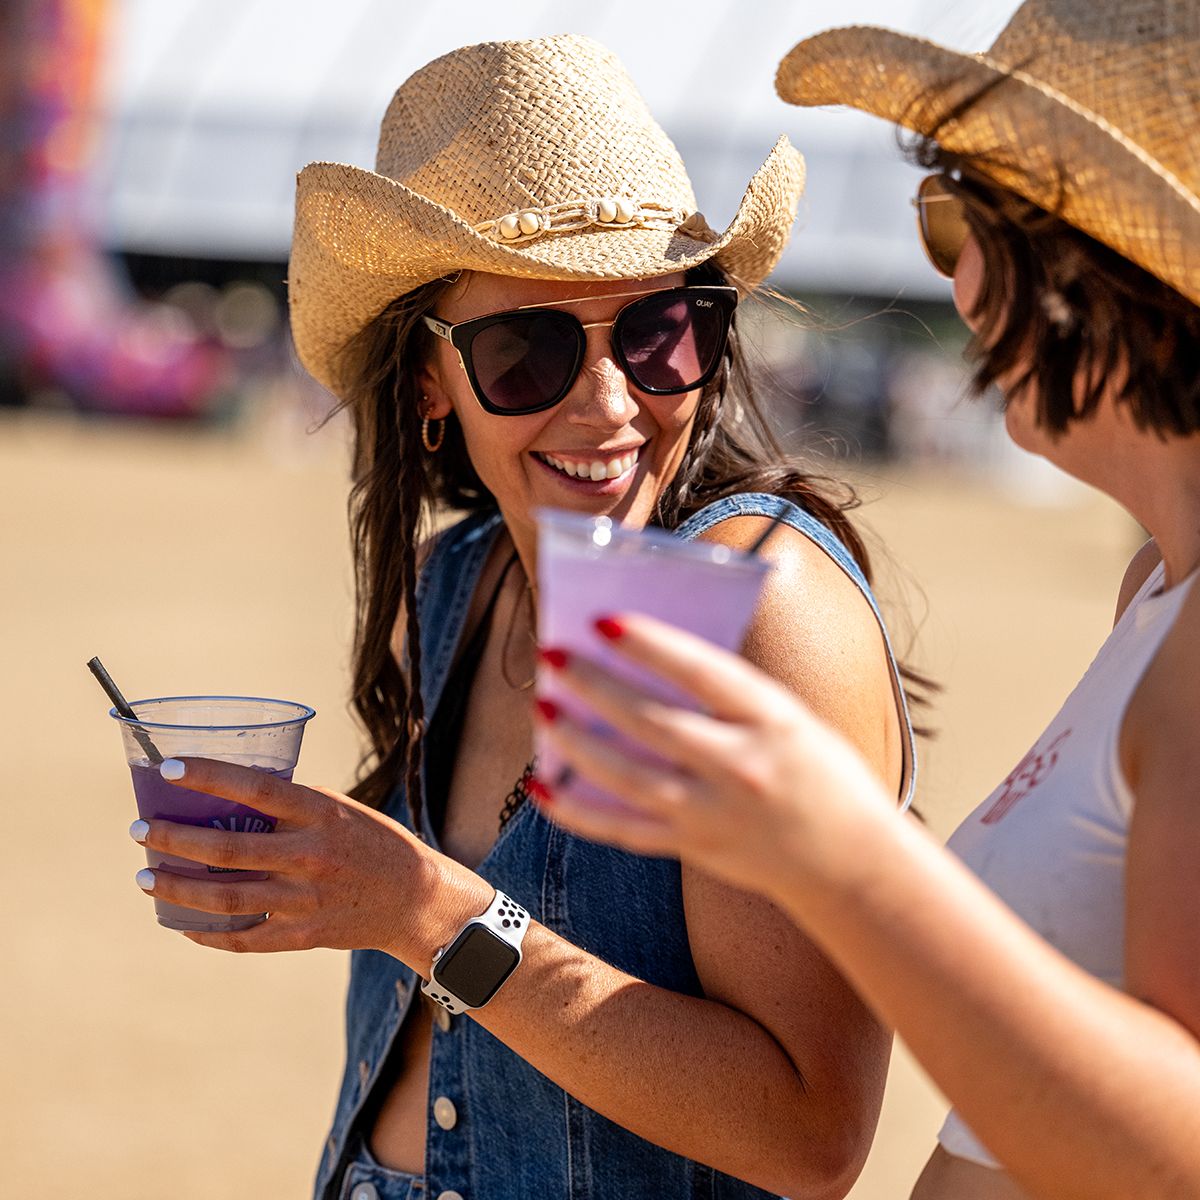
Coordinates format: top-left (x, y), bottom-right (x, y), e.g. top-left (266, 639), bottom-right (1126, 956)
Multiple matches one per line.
top-left (421, 414), bottom-right (445, 453)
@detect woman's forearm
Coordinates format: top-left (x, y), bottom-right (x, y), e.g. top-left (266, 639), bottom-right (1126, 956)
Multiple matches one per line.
top-left (782, 802), bottom-right (1200, 1200)
top-left (387, 847), bottom-right (873, 1199)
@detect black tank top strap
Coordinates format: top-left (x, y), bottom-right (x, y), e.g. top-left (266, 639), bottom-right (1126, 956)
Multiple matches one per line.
top-left (422, 549), bottom-right (517, 840)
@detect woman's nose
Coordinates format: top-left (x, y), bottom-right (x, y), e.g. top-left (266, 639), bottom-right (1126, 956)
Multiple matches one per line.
top-left (563, 327), bottom-right (638, 427)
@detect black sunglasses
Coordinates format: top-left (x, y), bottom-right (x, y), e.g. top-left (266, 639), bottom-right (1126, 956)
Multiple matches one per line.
top-left (421, 285), bottom-right (738, 416)
top-left (913, 173), bottom-right (972, 278)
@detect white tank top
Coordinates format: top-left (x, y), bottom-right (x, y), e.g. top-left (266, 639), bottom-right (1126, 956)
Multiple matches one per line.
top-left (938, 559), bottom-right (1196, 1167)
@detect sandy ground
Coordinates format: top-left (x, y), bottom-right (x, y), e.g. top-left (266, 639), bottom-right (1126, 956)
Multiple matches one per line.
top-left (1, 404), bottom-right (1138, 1198)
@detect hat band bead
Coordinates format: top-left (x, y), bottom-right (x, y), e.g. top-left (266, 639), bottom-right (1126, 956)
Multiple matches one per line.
top-left (473, 198), bottom-right (690, 244)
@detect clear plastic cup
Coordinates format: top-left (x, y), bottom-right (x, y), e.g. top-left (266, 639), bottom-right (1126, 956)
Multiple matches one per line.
top-left (536, 509), bottom-right (771, 813)
top-left (111, 696), bottom-right (315, 932)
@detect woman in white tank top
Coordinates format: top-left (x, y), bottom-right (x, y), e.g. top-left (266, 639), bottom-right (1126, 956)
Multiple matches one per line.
top-left (528, 3), bottom-right (1200, 1198)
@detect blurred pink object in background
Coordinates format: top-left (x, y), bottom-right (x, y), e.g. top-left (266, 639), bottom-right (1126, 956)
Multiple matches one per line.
top-left (0, 0), bottom-right (228, 416)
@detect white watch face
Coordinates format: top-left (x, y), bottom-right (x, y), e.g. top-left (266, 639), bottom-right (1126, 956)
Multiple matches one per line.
top-left (433, 924), bottom-right (521, 1008)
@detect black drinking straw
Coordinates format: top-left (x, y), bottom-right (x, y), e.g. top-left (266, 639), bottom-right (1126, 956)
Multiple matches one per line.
top-left (745, 511), bottom-right (789, 557)
top-left (87, 656), bottom-right (163, 765)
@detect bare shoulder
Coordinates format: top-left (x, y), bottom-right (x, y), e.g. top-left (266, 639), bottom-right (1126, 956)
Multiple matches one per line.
top-left (1114, 537), bottom-right (1161, 626)
top-left (1123, 567), bottom-right (1200, 786)
top-left (693, 512), bottom-right (890, 690)
top-left (694, 513), bottom-right (899, 787)
top-left (1122, 571), bottom-right (1200, 1034)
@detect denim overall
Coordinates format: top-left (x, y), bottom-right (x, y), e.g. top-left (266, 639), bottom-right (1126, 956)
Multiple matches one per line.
top-left (316, 493), bottom-right (917, 1200)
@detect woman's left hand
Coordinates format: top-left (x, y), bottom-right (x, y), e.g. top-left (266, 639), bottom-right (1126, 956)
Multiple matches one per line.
top-left (535, 613), bottom-right (894, 902)
top-left (132, 759), bottom-right (487, 957)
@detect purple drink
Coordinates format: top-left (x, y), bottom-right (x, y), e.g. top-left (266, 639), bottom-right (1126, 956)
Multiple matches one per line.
top-left (536, 509), bottom-right (771, 813)
top-left (130, 761), bottom-right (292, 932)
top-left (110, 695), bottom-right (315, 933)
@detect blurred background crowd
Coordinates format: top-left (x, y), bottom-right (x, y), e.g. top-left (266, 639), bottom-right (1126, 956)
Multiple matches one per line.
top-left (0, 0), bottom-right (1055, 481)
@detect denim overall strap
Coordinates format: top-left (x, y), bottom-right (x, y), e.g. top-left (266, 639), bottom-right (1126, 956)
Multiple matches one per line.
top-left (315, 508), bottom-right (507, 1199)
top-left (673, 492), bottom-right (917, 808)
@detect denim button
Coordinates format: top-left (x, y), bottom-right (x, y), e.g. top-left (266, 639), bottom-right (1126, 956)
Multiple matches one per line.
top-left (351, 1185), bottom-right (380, 1200)
top-left (433, 1096), bottom-right (458, 1130)
top-left (436, 1192), bottom-right (464, 1200)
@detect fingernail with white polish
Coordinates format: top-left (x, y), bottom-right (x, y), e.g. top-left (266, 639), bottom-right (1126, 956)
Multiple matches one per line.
top-left (129, 819), bottom-right (150, 843)
top-left (135, 868), bottom-right (157, 892)
top-left (160, 758), bottom-right (186, 781)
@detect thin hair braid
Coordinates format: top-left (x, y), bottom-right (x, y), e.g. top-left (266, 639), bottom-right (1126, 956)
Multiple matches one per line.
top-left (393, 371), bottom-right (428, 826)
top-left (346, 369), bottom-right (409, 804)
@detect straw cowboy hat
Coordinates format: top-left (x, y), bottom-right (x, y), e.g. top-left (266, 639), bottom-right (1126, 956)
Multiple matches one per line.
top-left (777, 0), bottom-right (1200, 307)
top-left (290, 34), bottom-right (805, 395)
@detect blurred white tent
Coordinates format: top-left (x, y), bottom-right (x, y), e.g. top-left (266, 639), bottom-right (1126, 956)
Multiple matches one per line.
top-left (99, 0), bottom-right (1018, 297)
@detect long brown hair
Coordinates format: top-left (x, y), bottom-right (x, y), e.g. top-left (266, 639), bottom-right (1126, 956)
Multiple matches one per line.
top-left (333, 264), bottom-right (924, 811)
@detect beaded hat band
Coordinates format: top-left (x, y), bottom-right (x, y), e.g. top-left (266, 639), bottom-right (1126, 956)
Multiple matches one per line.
top-left (474, 199), bottom-right (695, 246)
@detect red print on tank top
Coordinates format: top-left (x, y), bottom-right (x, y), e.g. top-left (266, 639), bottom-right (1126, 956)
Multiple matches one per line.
top-left (980, 730), bottom-right (1073, 824)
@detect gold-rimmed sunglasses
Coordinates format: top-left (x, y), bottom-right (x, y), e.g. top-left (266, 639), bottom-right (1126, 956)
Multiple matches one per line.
top-left (421, 285), bottom-right (737, 416)
top-left (912, 173), bottom-right (972, 279)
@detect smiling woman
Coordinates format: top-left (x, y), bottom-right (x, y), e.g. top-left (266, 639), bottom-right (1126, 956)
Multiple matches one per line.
top-left (132, 32), bottom-right (922, 1200)
top-left (415, 273), bottom-right (721, 548)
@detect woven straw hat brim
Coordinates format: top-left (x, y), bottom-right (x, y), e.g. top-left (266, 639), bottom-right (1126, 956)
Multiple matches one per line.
top-left (289, 136), bottom-right (804, 397)
top-left (777, 26), bottom-right (1200, 308)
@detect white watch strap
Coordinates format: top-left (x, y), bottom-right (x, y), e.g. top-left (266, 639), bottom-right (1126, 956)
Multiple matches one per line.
top-left (422, 890), bottom-right (529, 1014)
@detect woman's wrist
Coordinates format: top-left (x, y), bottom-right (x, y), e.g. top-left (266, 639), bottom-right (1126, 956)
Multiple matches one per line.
top-left (380, 834), bottom-right (496, 973)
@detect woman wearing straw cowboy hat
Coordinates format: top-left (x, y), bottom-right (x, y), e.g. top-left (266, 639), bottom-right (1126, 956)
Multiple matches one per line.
top-left (127, 33), bottom-right (922, 1200)
top-left (533, 3), bottom-right (1200, 1198)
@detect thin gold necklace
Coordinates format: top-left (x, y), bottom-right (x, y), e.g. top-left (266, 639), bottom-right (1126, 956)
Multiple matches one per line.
top-left (499, 552), bottom-right (537, 691)
top-left (497, 551), bottom-right (537, 831)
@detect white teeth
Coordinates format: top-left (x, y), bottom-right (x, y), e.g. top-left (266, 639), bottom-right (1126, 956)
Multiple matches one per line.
top-left (540, 450), bottom-right (638, 480)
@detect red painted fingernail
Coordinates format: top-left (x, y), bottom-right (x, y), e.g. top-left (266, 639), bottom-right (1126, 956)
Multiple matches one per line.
top-left (526, 777), bottom-right (553, 804)
top-left (539, 647), bottom-right (569, 670)
top-left (595, 616), bottom-right (624, 640)
top-left (534, 698), bottom-right (559, 723)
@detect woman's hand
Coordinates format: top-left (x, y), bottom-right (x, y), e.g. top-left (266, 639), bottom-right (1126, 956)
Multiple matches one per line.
top-left (534, 613), bottom-right (895, 902)
top-left (131, 758), bottom-right (489, 958)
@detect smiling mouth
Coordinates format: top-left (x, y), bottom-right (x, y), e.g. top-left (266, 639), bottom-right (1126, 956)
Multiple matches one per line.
top-left (534, 449), bottom-right (639, 481)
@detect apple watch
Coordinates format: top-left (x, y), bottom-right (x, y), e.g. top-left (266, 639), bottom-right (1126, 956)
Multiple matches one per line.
top-left (421, 890), bottom-right (529, 1014)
